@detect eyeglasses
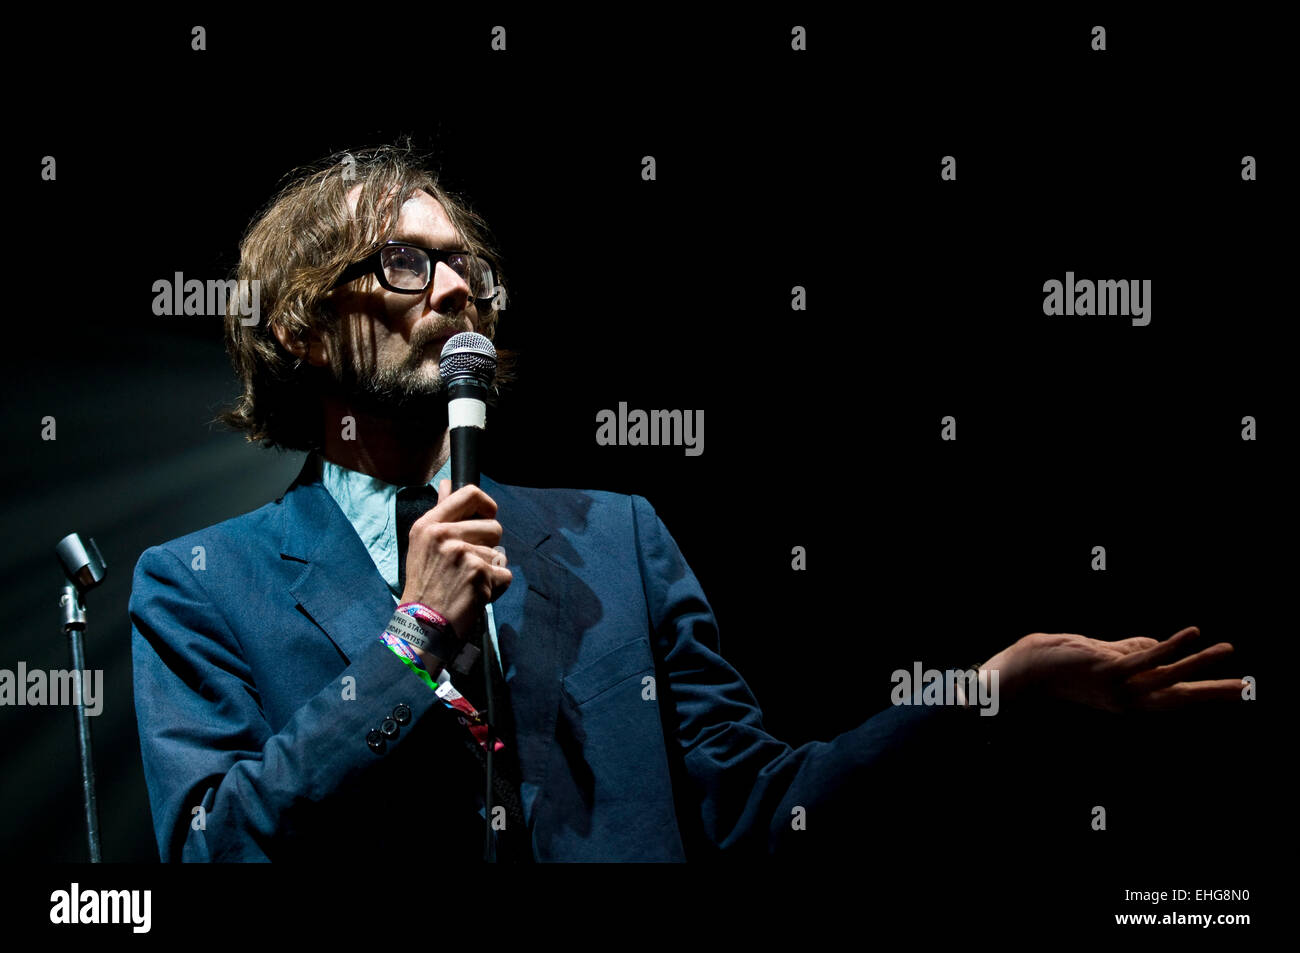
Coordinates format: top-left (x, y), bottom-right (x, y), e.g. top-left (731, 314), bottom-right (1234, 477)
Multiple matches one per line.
top-left (331, 241), bottom-right (497, 300)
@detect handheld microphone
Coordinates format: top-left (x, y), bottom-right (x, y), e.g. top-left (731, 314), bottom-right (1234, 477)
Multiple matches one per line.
top-left (439, 332), bottom-right (497, 492)
top-left (438, 331), bottom-right (502, 862)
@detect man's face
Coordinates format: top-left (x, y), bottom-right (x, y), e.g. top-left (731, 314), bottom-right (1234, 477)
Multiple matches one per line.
top-left (327, 187), bottom-right (478, 417)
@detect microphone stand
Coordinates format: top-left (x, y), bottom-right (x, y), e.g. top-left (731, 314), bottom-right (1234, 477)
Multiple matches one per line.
top-left (55, 533), bottom-right (107, 863)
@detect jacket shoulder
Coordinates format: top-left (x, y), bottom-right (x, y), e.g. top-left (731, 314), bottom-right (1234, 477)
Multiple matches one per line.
top-left (491, 480), bottom-right (643, 512)
top-left (145, 498), bottom-right (284, 563)
top-left (485, 479), bottom-right (661, 542)
top-left (130, 493), bottom-right (294, 603)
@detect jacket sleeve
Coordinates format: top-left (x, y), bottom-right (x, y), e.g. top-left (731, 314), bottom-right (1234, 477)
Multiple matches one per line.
top-left (630, 494), bottom-right (989, 857)
top-left (129, 545), bottom-right (444, 862)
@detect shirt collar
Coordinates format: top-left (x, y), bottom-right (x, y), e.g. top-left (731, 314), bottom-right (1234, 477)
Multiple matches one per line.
top-left (314, 451), bottom-right (452, 595)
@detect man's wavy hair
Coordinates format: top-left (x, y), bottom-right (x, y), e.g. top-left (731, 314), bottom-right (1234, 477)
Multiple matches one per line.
top-left (219, 144), bottom-right (514, 452)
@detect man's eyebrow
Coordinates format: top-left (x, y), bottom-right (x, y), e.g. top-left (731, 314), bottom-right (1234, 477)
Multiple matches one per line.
top-left (392, 234), bottom-right (464, 249)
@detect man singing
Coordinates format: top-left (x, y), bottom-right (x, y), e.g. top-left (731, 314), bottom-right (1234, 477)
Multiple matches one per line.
top-left (130, 146), bottom-right (1243, 862)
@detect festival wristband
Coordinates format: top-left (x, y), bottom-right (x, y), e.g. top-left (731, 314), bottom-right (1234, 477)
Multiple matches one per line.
top-left (380, 631), bottom-right (428, 670)
top-left (390, 603), bottom-right (480, 674)
top-left (379, 631), bottom-right (502, 752)
top-left (379, 634), bottom-right (438, 693)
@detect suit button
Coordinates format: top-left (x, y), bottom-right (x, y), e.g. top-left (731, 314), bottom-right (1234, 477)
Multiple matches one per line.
top-left (366, 729), bottom-right (386, 754)
top-left (392, 703), bottom-right (412, 725)
top-left (380, 717), bottom-right (400, 739)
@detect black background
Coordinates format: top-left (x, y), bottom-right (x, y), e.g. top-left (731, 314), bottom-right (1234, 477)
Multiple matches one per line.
top-left (1, 10), bottom-right (1288, 940)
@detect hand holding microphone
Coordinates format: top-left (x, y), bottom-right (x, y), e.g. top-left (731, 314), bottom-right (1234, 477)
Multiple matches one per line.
top-left (398, 479), bottom-right (511, 662)
top-left (397, 332), bottom-right (508, 672)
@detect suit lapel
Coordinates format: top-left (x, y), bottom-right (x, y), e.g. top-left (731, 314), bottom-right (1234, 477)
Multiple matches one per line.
top-left (479, 475), bottom-right (576, 800)
top-left (279, 459), bottom-right (395, 663)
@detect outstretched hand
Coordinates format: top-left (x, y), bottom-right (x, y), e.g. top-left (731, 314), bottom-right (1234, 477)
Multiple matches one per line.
top-left (980, 627), bottom-right (1243, 713)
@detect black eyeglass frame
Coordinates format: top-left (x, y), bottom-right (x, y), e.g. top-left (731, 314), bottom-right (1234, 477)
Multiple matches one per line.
top-left (330, 241), bottom-right (498, 300)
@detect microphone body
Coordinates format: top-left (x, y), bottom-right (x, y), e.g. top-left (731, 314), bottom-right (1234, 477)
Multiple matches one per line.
top-left (447, 378), bottom-right (488, 491)
top-left (439, 332), bottom-right (497, 492)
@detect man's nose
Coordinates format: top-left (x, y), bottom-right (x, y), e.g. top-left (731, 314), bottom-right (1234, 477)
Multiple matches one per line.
top-left (428, 261), bottom-right (471, 316)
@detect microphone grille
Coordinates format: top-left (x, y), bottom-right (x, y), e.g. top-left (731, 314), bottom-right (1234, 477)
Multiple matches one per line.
top-left (439, 332), bottom-right (497, 384)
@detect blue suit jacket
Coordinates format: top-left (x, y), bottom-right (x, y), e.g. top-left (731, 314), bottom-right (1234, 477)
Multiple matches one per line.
top-left (131, 460), bottom-right (975, 861)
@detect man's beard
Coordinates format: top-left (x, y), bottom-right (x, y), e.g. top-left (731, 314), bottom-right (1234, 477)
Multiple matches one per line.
top-left (322, 319), bottom-right (456, 429)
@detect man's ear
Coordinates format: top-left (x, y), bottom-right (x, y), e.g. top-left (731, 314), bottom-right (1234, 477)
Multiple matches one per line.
top-left (271, 322), bottom-right (330, 367)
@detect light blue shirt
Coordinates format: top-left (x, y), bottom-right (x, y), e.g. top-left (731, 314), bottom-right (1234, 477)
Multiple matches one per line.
top-left (314, 453), bottom-right (502, 688)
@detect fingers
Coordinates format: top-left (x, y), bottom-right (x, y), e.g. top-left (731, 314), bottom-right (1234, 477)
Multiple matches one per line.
top-left (1138, 678), bottom-right (1248, 711)
top-left (451, 542), bottom-right (511, 583)
top-left (455, 547), bottom-right (513, 607)
top-left (474, 553), bottom-right (513, 602)
top-left (416, 517), bottom-right (504, 546)
top-left (1128, 641), bottom-right (1235, 691)
top-left (468, 542), bottom-right (507, 567)
top-left (489, 565), bottom-right (513, 601)
top-left (1114, 626), bottom-right (1202, 673)
top-left (430, 482), bottom-right (498, 521)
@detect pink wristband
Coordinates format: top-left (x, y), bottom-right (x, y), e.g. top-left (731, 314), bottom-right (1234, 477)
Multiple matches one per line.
top-left (390, 602), bottom-right (479, 674)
